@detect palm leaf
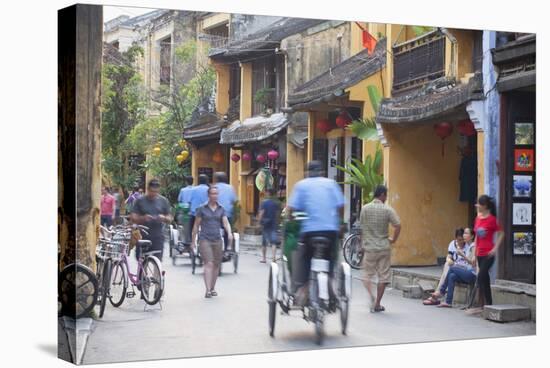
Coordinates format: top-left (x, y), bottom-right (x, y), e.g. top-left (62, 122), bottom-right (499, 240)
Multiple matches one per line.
top-left (367, 85), bottom-right (382, 113)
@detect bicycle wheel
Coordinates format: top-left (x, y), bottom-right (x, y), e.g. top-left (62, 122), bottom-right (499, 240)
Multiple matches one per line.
top-left (140, 256), bottom-right (163, 305)
top-left (59, 263), bottom-right (99, 319)
top-left (98, 258), bottom-right (113, 318)
top-left (343, 234), bottom-right (363, 270)
top-left (337, 265), bottom-right (350, 335)
top-left (268, 266), bottom-right (277, 337)
top-left (109, 261), bottom-right (127, 307)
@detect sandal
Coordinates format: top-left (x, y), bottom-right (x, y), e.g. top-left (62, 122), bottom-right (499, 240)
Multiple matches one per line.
top-left (204, 291), bottom-right (212, 298)
top-left (210, 290), bottom-right (218, 296)
top-left (259, 260), bottom-right (266, 263)
top-left (423, 297), bottom-right (441, 306)
top-left (437, 302), bottom-right (452, 308)
top-left (373, 305), bottom-right (385, 312)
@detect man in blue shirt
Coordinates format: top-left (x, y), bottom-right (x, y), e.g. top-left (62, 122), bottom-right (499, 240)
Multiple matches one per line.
top-left (177, 176), bottom-right (194, 207)
top-left (288, 160), bottom-right (345, 303)
top-left (214, 172), bottom-right (237, 251)
top-left (189, 174), bottom-right (210, 242)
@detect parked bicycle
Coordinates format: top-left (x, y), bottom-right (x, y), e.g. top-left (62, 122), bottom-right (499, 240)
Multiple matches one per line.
top-left (342, 223), bottom-right (364, 270)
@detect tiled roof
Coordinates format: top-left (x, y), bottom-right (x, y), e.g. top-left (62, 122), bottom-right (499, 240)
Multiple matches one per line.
top-left (376, 73), bottom-right (484, 124)
top-left (210, 17), bottom-right (328, 59)
top-left (183, 112), bottom-right (225, 141)
top-left (288, 39), bottom-right (386, 110)
top-left (220, 113), bottom-right (289, 144)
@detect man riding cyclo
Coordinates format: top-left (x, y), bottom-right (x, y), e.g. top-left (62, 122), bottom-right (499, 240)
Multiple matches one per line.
top-left (286, 160), bottom-right (345, 306)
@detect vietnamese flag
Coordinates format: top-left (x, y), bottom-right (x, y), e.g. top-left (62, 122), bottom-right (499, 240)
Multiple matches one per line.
top-left (362, 30), bottom-right (377, 55)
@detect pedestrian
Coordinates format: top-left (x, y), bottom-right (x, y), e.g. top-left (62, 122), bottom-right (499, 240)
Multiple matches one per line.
top-left (100, 186), bottom-right (116, 228)
top-left (191, 186), bottom-right (233, 298)
top-left (258, 188), bottom-right (281, 263)
top-left (125, 186), bottom-right (141, 215)
top-left (112, 186), bottom-right (123, 225)
top-left (130, 179), bottom-right (173, 262)
top-left (178, 176), bottom-right (194, 208)
top-left (214, 172), bottom-right (237, 251)
top-left (189, 174), bottom-right (210, 243)
top-left (466, 195), bottom-right (504, 314)
top-left (287, 160), bottom-right (345, 305)
top-left (360, 184), bottom-right (401, 313)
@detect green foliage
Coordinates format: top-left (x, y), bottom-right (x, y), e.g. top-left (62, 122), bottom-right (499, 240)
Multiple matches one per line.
top-left (367, 84), bottom-right (382, 113)
top-left (347, 118), bottom-right (379, 141)
top-left (411, 26), bottom-right (435, 37)
top-left (335, 148), bottom-right (384, 204)
top-left (253, 87), bottom-right (272, 109)
top-left (101, 44), bottom-right (147, 192)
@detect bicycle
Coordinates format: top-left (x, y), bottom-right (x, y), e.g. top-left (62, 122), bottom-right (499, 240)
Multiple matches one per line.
top-left (58, 263), bottom-right (99, 319)
top-left (342, 224), bottom-right (364, 270)
top-left (105, 225), bottom-right (165, 307)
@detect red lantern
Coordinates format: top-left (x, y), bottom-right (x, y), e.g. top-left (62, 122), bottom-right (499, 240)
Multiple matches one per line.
top-left (242, 152), bottom-right (251, 161)
top-left (335, 110), bottom-right (352, 128)
top-left (316, 118), bottom-right (331, 134)
top-left (256, 154), bottom-right (266, 163)
top-left (434, 122), bottom-right (454, 156)
top-left (267, 149), bottom-right (279, 160)
top-left (457, 119), bottom-right (476, 136)
top-left (231, 153), bottom-right (241, 162)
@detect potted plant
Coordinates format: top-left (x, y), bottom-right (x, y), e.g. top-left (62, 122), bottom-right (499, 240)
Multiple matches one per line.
top-left (254, 87), bottom-right (273, 115)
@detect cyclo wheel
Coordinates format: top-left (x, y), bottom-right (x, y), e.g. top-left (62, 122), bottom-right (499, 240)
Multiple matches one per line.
top-left (140, 256), bottom-right (163, 305)
top-left (268, 266), bottom-right (277, 337)
top-left (337, 264), bottom-right (350, 335)
top-left (109, 261), bottom-right (127, 308)
top-left (59, 263), bottom-right (99, 319)
top-left (233, 253), bottom-right (239, 274)
top-left (343, 234), bottom-right (363, 270)
top-left (98, 258), bottom-right (113, 318)
top-left (310, 273), bottom-right (324, 345)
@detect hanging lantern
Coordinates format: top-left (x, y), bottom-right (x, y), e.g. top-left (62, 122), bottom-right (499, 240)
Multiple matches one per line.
top-left (178, 139), bottom-right (187, 148)
top-left (180, 150), bottom-right (189, 161)
top-left (242, 152), bottom-right (252, 161)
top-left (153, 146), bottom-right (161, 156)
top-left (212, 150), bottom-right (223, 164)
top-left (267, 149), bottom-right (279, 161)
top-left (231, 153), bottom-right (241, 163)
top-left (176, 154), bottom-right (184, 163)
top-left (256, 153), bottom-right (266, 164)
top-left (433, 122), bottom-right (454, 156)
top-left (316, 118), bottom-right (332, 134)
top-left (335, 110), bottom-right (352, 129)
top-left (457, 119), bottom-right (476, 137)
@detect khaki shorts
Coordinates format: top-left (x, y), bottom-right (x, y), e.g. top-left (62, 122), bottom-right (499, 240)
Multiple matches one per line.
top-left (199, 239), bottom-right (223, 265)
top-left (363, 249), bottom-right (392, 284)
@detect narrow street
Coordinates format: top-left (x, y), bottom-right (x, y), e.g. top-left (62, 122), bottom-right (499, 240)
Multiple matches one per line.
top-left (84, 242), bottom-right (535, 364)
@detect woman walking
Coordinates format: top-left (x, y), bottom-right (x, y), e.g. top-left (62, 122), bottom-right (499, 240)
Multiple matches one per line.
top-left (469, 195), bottom-right (504, 313)
top-left (191, 186), bottom-right (233, 298)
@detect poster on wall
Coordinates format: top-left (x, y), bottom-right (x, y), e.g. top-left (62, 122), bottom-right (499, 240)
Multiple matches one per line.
top-left (513, 175), bottom-right (533, 198)
top-left (513, 232), bottom-right (534, 255)
top-left (514, 148), bottom-right (535, 172)
top-left (512, 203), bottom-right (532, 225)
top-left (515, 122), bottom-right (535, 145)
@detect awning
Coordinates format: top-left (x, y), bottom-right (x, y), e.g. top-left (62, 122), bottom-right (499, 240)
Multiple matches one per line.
top-left (220, 112), bottom-right (289, 144)
top-left (288, 39), bottom-right (386, 110)
top-left (376, 73), bottom-right (484, 124)
top-left (491, 34), bottom-right (536, 92)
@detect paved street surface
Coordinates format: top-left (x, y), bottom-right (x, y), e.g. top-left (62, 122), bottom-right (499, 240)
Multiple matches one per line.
top-left (84, 243), bottom-right (535, 364)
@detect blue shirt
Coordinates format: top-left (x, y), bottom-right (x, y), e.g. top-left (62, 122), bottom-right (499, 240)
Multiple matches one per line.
top-left (215, 182), bottom-right (237, 219)
top-left (189, 184), bottom-right (209, 215)
top-left (177, 186), bottom-right (193, 206)
top-left (288, 177), bottom-right (345, 233)
top-left (260, 198), bottom-right (281, 228)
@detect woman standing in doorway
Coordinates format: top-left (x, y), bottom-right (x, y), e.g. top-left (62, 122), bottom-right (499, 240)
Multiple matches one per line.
top-left (468, 195), bottom-right (504, 313)
top-left (192, 186), bottom-right (233, 298)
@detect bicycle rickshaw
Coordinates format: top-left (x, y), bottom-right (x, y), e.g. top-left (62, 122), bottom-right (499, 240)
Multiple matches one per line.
top-left (267, 212), bottom-right (352, 345)
top-left (189, 226), bottom-right (240, 275)
top-left (169, 203), bottom-right (197, 267)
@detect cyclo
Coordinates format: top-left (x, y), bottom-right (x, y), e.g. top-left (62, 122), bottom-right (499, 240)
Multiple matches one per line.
top-left (267, 211), bottom-right (352, 345)
top-left (169, 202), bottom-right (198, 268)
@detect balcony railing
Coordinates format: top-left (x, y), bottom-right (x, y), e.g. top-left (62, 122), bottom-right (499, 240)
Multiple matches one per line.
top-left (392, 30), bottom-right (446, 92)
top-left (198, 33), bottom-right (229, 50)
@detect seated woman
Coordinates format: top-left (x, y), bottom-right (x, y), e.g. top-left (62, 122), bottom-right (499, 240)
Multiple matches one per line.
top-left (432, 227), bottom-right (477, 307)
top-left (423, 228), bottom-right (465, 305)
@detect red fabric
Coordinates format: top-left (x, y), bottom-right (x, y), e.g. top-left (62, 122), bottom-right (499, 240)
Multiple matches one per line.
top-left (362, 30), bottom-right (377, 55)
top-left (101, 194), bottom-right (115, 216)
top-left (474, 214), bottom-right (502, 256)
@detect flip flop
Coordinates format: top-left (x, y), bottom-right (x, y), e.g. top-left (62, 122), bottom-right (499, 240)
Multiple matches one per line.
top-left (373, 305), bottom-right (385, 312)
top-left (437, 302), bottom-right (452, 308)
top-left (259, 260), bottom-right (266, 263)
top-left (423, 297), bottom-right (441, 306)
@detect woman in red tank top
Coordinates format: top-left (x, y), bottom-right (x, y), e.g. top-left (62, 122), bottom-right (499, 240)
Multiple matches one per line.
top-left (469, 195), bottom-right (504, 313)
